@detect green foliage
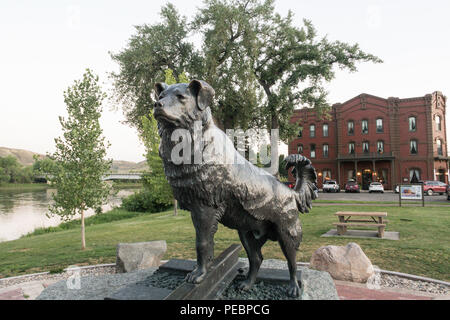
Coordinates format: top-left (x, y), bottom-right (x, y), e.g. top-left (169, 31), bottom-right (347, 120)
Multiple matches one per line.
top-left (278, 154), bottom-right (288, 180)
top-left (0, 156), bottom-right (34, 184)
top-left (121, 190), bottom-right (172, 213)
top-left (47, 69), bottom-right (112, 248)
top-left (32, 155), bottom-right (58, 177)
top-left (0, 167), bottom-right (9, 184)
top-left (140, 110), bottom-right (174, 207)
top-left (196, 0), bottom-right (382, 141)
top-left (111, 0), bottom-right (382, 174)
top-left (134, 68), bottom-right (189, 212)
top-left (110, 4), bottom-right (201, 132)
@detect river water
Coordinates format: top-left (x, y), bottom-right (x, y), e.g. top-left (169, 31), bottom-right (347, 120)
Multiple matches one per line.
top-left (0, 187), bottom-right (137, 242)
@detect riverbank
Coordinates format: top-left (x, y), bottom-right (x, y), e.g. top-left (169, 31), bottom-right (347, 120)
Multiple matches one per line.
top-left (0, 182), bottom-right (142, 190)
top-left (0, 205), bottom-right (448, 281)
top-left (0, 183), bottom-right (49, 191)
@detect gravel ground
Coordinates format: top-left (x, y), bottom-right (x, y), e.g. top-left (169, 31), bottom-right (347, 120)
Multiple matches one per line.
top-left (379, 273), bottom-right (449, 295)
top-left (1, 260), bottom-right (448, 297)
top-left (140, 269), bottom-right (299, 300)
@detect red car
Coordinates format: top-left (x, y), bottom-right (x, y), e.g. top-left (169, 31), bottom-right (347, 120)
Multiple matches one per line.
top-left (345, 180), bottom-right (360, 193)
top-left (283, 181), bottom-right (295, 189)
top-left (422, 180), bottom-right (448, 196)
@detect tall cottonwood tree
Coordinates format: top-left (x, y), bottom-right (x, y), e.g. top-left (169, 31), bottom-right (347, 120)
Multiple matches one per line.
top-left (110, 3), bottom-right (202, 133)
top-left (49, 69), bottom-right (112, 250)
top-left (112, 0), bottom-right (382, 174)
top-left (195, 0), bottom-right (382, 172)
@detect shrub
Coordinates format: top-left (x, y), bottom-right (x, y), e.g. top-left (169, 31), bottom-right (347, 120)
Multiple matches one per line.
top-left (121, 190), bottom-right (172, 213)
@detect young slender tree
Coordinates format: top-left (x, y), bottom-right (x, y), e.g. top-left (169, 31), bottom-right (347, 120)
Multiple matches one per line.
top-left (49, 69), bottom-right (112, 250)
top-left (140, 69), bottom-right (189, 216)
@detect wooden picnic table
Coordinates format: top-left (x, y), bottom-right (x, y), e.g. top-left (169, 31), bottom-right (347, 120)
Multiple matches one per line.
top-left (333, 211), bottom-right (388, 238)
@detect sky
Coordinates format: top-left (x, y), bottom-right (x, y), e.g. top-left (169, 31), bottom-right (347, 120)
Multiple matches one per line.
top-left (0, 0), bottom-right (449, 162)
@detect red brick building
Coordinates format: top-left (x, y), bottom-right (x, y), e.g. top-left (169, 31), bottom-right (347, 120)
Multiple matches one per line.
top-left (288, 91), bottom-right (449, 190)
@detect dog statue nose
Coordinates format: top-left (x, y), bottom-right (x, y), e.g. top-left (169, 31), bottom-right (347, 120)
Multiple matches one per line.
top-left (154, 101), bottom-right (162, 109)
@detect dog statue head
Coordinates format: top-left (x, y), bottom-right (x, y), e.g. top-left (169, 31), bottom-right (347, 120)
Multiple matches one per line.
top-left (153, 79), bottom-right (215, 129)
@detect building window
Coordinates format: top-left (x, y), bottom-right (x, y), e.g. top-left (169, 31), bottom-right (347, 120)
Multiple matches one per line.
top-left (435, 115), bottom-right (441, 131)
top-left (297, 128), bottom-right (302, 138)
top-left (348, 142), bottom-right (355, 154)
top-left (376, 118), bottom-right (383, 133)
top-left (323, 124), bottom-right (329, 137)
top-left (377, 141), bottom-right (384, 153)
top-left (297, 144), bottom-right (303, 154)
top-left (323, 144), bottom-right (329, 158)
top-left (362, 141), bottom-right (369, 153)
top-left (310, 124), bottom-right (315, 137)
top-left (409, 116), bottom-right (416, 132)
top-left (437, 139), bottom-right (443, 155)
top-left (409, 168), bottom-right (420, 183)
top-left (362, 119), bottom-right (368, 134)
top-left (322, 169), bottom-right (331, 182)
top-left (410, 140), bottom-right (418, 154)
top-left (347, 121), bottom-right (354, 135)
top-left (310, 144), bottom-right (316, 158)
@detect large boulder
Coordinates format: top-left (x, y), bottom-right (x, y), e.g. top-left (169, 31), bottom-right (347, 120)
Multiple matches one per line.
top-left (309, 242), bottom-right (374, 283)
top-left (116, 241), bottom-right (167, 273)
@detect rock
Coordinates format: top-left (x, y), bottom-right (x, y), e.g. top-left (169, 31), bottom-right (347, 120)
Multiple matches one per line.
top-left (310, 242), bottom-right (374, 283)
top-left (116, 241), bottom-right (167, 273)
top-left (299, 267), bottom-right (339, 300)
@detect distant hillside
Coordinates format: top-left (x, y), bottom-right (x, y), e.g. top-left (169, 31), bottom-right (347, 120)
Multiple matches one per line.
top-left (0, 146), bottom-right (147, 172)
top-left (110, 160), bottom-right (148, 173)
top-left (0, 147), bottom-right (44, 166)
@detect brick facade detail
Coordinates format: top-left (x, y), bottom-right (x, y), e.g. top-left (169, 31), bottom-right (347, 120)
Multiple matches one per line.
top-left (288, 92), bottom-right (449, 190)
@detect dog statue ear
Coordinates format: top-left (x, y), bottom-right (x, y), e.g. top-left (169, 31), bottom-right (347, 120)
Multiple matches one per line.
top-left (188, 80), bottom-right (215, 111)
top-left (155, 83), bottom-right (168, 99)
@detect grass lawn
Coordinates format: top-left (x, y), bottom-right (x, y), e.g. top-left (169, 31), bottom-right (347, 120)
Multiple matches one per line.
top-left (0, 206), bottom-right (448, 281)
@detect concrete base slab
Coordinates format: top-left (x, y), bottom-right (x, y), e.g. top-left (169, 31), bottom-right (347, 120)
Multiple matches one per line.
top-left (106, 284), bottom-right (172, 300)
top-left (321, 229), bottom-right (399, 240)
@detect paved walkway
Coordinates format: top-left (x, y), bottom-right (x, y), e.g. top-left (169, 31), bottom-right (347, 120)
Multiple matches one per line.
top-left (0, 279), bottom-right (58, 300)
top-left (0, 278), bottom-right (447, 300)
top-left (333, 280), bottom-right (442, 300)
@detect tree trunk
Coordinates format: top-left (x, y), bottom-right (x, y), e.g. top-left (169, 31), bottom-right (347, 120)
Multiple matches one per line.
top-left (81, 209), bottom-right (86, 250)
top-left (271, 112), bottom-right (280, 178)
top-left (174, 199), bottom-right (178, 216)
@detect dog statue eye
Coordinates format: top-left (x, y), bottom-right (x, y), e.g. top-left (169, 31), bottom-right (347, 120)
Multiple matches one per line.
top-left (177, 94), bottom-right (185, 100)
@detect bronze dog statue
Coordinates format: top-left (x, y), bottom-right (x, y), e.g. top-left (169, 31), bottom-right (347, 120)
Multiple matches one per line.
top-left (153, 79), bottom-right (317, 297)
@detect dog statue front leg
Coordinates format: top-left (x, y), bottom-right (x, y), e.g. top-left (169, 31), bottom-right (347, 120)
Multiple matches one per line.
top-left (185, 209), bottom-right (218, 284)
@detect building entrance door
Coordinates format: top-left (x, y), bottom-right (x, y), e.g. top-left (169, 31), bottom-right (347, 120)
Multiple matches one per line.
top-left (437, 169), bottom-right (446, 183)
top-left (362, 169), bottom-right (372, 190)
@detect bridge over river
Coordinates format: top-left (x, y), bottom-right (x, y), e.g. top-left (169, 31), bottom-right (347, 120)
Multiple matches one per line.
top-left (102, 173), bottom-right (142, 181)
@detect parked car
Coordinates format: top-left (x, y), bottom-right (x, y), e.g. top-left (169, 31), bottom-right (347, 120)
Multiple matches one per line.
top-left (447, 184), bottom-right (450, 201)
top-left (282, 181), bottom-right (319, 198)
top-left (345, 180), bottom-right (360, 193)
top-left (322, 180), bottom-right (340, 193)
top-left (369, 182), bottom-right (384, 193)
top-left (283, 181), bottom-right (295, 189)
top-left (422, 180), bottom-right (448, 196)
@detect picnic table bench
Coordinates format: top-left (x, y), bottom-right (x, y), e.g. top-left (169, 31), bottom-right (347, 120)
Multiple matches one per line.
top-left (333, 211), bottom-right (388, 238)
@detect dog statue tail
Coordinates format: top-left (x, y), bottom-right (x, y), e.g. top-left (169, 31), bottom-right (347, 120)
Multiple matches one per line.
top-left (284, 154), bottom-right (318, 213)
